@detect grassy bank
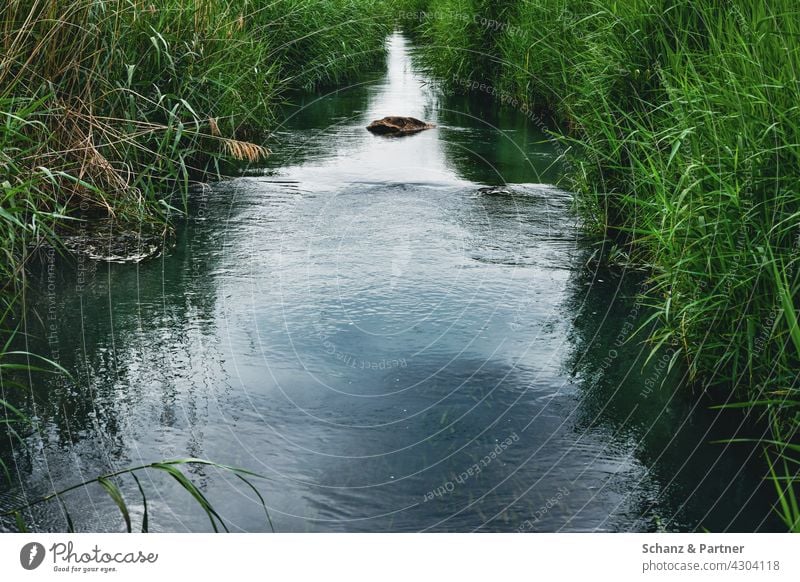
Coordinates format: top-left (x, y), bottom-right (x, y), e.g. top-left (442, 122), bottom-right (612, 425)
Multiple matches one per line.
top-left (0, 0), bottom-right (392, 295)
top-left (400, 0), bottom-right (800, 529)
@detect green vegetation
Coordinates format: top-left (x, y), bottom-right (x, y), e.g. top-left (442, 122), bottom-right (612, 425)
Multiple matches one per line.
top-left (1, 458), bottom-right (273, 532)
top-left (400, 0), bottom-right (800, 530)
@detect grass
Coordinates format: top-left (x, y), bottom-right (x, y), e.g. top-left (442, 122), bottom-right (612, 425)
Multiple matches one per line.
top-left (1, 458), bottom-right (275, 532)
top-left (402, 0), bottom-right (800, 530)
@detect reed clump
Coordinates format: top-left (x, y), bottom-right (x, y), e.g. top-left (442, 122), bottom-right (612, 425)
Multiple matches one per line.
top-left (0, 0), bottom-right (392, 294)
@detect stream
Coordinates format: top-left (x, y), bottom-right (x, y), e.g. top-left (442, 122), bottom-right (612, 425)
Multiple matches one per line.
top-left (1, 33), bottom-right (781, 532)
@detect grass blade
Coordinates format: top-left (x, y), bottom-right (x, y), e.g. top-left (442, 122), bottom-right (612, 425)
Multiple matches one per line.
top-left (98, 477), bottom-right (132, 533)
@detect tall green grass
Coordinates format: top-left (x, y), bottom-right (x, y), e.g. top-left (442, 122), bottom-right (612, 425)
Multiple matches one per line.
top-left (0, 0), bottom-right (392, 289)
top-left (404, 0), bottom-right (800, 529)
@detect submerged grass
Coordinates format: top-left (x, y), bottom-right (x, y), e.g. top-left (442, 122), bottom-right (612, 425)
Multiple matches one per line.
top-left (402, 0), bottom-right (800, 529)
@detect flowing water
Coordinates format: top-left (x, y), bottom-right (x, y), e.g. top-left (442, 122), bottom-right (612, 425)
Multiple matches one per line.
top-left (1, 34), bottom-right (781, 532)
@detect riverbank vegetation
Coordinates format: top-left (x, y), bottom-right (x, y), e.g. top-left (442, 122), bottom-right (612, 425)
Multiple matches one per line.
top-left (399, 0), bottom-right (800, 530)
top-left (0, 0), bottom-right (391, 297)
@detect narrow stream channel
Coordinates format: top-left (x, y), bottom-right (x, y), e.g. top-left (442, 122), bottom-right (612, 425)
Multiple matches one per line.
top-left (2, 33), bottom-right (780, 532)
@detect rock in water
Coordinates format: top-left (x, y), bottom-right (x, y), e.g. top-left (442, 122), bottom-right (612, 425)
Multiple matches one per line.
top-left (58, 218), bottom-right (170, 263)
top-left (366, 116), bottom-right (435, 136)
top-left (478, 186), bottom-right (511, 195)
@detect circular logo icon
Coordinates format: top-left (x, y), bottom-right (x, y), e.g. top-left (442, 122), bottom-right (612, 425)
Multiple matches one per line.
top-left (20, 542), bottom-right (46, 570)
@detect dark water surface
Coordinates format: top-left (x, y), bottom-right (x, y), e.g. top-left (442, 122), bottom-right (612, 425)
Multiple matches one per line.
top-left (2, 34), bottom-right (781, 532)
